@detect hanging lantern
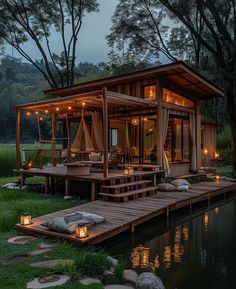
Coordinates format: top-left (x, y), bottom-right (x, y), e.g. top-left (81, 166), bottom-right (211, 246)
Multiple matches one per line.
top-left (215, 151), bottom-right (220, 159)
top-left (75, 225), bottom-right (88, 239)
top-left (131, 118), bottom-right (139, 126)
top-left (20, 213), bottom-right (32, 226)
top-left (203, 147), bottom-right (208, 155)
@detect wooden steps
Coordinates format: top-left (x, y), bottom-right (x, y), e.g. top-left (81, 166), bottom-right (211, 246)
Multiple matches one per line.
top-left (99, 186), bottom-right (157, 202)
top-left (101, 180), bottom-right (152, 194)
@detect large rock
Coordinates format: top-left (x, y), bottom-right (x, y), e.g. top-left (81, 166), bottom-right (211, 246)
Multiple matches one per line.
top-left (79, 277), bottom-right (101, 285)
top-left (122, 269), bottom-right (138, 284)
top-left (135, 272), bottom-right (165, 289)
top-left (104, 285), bottom-right (134, 289)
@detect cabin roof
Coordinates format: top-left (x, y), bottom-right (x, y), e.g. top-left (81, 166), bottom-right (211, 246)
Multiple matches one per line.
top-left (44, 61), bottom-right (224, 99)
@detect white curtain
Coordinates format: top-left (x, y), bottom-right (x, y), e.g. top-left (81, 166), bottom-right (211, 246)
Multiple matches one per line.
top-left (91, 111), bottom-right (103, 152)
top-left (189, 113), bottom-right (197, 171)
top-left (71, 112), bottom-right (94, 152)
top-left (162, 108), bottom-right (171, 176)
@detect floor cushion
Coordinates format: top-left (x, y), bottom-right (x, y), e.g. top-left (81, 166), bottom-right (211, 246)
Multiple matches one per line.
top-left (157, 183), bottom-right (176, 192)
top-left (42, 211), bottom-right (105, 233)
top-left (171, 179), bottom-right (191, 188)
top-left (176, 185), bottom-right (190, 192)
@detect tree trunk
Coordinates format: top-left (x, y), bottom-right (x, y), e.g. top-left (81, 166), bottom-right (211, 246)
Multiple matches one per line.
top-left (224, 77), bottom-right (236, 171)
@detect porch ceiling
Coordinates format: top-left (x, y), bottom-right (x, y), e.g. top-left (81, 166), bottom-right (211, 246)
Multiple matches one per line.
top-left (16, 90), bottom-right (157, 114)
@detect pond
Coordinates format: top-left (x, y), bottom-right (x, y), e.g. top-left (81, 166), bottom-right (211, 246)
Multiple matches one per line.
top-left (105, 195), bottom-right (236, 289)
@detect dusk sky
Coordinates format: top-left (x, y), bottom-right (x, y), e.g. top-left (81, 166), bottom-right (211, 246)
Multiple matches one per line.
top-left (5, 0), bottom-right (118, 64)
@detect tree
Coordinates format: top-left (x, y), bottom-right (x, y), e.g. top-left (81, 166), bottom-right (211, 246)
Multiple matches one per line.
top-left (108, 0), bottom-right (236, 171)
top-left (0, 0), bottom-right (99, 88)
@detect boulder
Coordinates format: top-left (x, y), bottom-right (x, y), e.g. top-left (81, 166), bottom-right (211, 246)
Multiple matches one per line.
top-left (135, 272), bottom-right (165, 289)
top-left (79, 278), bottom-right (101, 285)
top-left (122, 269), bottom-right (138, 284)
top-left (104, 285), bottom-right (134, 289)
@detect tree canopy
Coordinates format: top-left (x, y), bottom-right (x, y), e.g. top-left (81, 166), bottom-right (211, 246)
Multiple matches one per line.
top-left (108, 0), bottom-right (236, 171)
top-left (0, 0), bottom-right (99, 88)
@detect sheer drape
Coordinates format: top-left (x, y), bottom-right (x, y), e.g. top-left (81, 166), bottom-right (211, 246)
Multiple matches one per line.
top-left (71, 112), bottom-right (94, 152)
top-left (162, 108), bottom-right (171, 176)
top-left (91, 111), bottom-right (103, 152)
top-left (189, 113), bottom-right (197, 171)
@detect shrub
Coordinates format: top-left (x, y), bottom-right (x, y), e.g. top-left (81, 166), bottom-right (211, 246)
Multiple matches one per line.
top-left (217, 126), bottom-right (232, 165)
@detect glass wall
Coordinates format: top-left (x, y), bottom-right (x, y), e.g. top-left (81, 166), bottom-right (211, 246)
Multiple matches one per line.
top-left (163, 88), bottom-right (194, 108)
top-left (164, 116), bottom-right (190, 163)
top-left (144, 85), bottom-right (157, 99)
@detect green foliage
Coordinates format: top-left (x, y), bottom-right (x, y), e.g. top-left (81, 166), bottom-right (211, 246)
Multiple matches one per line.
top-left (217, 126), bottom-right (232, 165)
top-left (0, 178), bottom-right (83, 232)
top-left (75, 251), bottom-right (112, 278)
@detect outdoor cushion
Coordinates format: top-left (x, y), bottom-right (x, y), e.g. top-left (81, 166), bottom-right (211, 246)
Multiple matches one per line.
top-left (157, 183), bottom-right (176, 192)
top-left (171, 179), bottom-right (191, 188)
top-left (42, 211), bottom-right (105, 233)
top-left (176, 185), bottom-right (190, 192)
top-left (90, 152), bottom-right (101, 161)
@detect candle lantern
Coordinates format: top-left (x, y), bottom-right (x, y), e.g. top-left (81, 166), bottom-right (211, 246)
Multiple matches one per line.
top-left (75, 225), bottom-right (88, 239)
top-left (203, 147), bottom-right (208, 155)
top-left (20, 213), bottom-right (32, 226)
top-left (216, 175), bottom-right (221, 182)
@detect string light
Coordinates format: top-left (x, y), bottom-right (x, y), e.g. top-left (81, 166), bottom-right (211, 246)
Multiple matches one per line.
top-left (68, 106), bottom-right (72, 110)
top-left (35, 111), bottom-right (39, 115)
top-left (26, 112), bottom-right (31, 117)
top-left (82, 101), bottom-right (86, 107)
top-left (45, 109), bottom-right (48, 114)
top-left (40, 117), bottom-right (43, 121)
top-left (56, 107), bottom-right (60, 111)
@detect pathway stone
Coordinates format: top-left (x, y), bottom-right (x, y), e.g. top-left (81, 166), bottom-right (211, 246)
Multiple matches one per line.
top-left (28, 248), bottom-right (51, 256)
top-left (27, 275), bottom-right (70, 289)
top-left (8, 236), bottom-right (36, 245)
top-left (122, 269), bottom-right (138, 284)
top-left (38, 242), bottom-right (56, 249)
top-left (79, 277), bottom-right (101, 285)
top-left (30, 259), bottom-right (74, 268)
top-left (104, 285), bottom-right (134, 289)
top-left (0, 254), bottom-right (28, 265)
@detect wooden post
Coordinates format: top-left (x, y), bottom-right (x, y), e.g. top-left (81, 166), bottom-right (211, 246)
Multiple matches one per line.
top-left (103, 87), bottom-right (109, 178)
top-left (195, 101), bottom-right (201, 171)
top-left (156, 78), bottom-right (163, 167)
top-left (52, 113), bottom-right (57, 166)
top-left (16, 108), bottom-right (21, 170)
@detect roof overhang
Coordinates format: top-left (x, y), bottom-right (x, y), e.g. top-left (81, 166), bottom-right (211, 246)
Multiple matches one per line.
top-left (44, 62), bottom-right (224, 100)
top-left (16, 90), bottom-right (157, 114)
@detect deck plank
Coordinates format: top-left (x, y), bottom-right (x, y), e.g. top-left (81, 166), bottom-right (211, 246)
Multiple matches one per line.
top-left (16, 181), bottom-right (236, 245)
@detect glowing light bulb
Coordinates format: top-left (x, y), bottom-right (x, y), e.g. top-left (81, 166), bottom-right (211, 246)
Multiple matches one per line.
top-left (35, 111), bottom-right (39, 115)
top-left (56, 107), bottom-right (60, 111)
top-left (68, 106), bottom-right (72, 110)
top-left (26, 112), bottom-right (31, 117)
top-left (82, 101), bottom-right (86, 107)
top-left (45, 110), bottom-right (48, 114)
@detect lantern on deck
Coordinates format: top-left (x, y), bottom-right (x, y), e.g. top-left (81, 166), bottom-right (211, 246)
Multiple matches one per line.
top-left (75, 225), bottom-right (88, 239)
top-left (20, 213), bottom-right (32, 226)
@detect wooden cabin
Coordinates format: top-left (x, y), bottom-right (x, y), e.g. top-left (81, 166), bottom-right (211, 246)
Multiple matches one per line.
top-left (15, 61), bottom-right (224, 199)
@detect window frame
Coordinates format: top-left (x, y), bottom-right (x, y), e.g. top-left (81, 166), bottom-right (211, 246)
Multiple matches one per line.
top-left (109, 128), bottom-right (119, 147)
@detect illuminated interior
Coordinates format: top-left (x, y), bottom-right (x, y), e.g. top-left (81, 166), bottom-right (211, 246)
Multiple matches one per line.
top-left (163, 88), bottom-right (194, 108)
top-left (144, 85), bottom-right (156, 99)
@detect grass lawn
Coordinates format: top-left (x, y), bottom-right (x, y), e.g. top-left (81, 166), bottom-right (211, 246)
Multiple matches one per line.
top-left (215, 166), bottom-right (236, 178)
top-left (0, 176), bottom-right (126, 289)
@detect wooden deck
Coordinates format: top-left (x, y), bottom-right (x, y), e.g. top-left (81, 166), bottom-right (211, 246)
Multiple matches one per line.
top-left (16, 181), bottom-right (236, 245)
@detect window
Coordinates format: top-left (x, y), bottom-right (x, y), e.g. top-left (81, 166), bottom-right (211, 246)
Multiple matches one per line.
top-left (163, 88), bottom-right (194, 108)
top-left (144, 85), bottom-right (156, 99)
top-left (110, 128), bottom-right (119, 147)
top-left (164, 117), bottom-right (190, 163)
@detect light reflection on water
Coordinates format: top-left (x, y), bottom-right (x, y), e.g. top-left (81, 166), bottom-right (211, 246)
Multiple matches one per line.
top-left (106, 198), bottom-right (236, 289)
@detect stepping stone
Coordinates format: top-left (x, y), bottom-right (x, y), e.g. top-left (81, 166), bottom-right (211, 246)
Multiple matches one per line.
top-left (27, 275), bottom-right (70, 289)
top-left (8, 236), bottom-right (36, 245)
top-left (38, 242), bottom-right (56, 249)
top-left (30, 259), bottom-right (74, 268)
top-left (123, 269), bottom-right (139, 284)
top-left (104, 285), bottom-right (134, 289)
top-left (0, 254), bottom-right (28, 265)
top-left (28, 248), bottom-right (51, 256)
top-left (79, 277), bottom-right (101, 285)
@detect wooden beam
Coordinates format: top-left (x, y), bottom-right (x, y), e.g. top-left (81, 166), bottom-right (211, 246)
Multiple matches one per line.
top-left (52, 113), bottom-right (57, 166)
top-left (16, 108), bottom-right (21, 170)
top-left (156, 78), bottom-right (163, 167)
top-left (195, 101), bottom-right (201, 171)
top-left (103, 87), bottom-right (109, 177)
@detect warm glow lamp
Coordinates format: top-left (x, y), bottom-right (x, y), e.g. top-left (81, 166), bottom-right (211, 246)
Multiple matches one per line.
top-left (20, 213), bottom-right (32, 226)
top-left (75, 225), bottom-right (88, 238)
